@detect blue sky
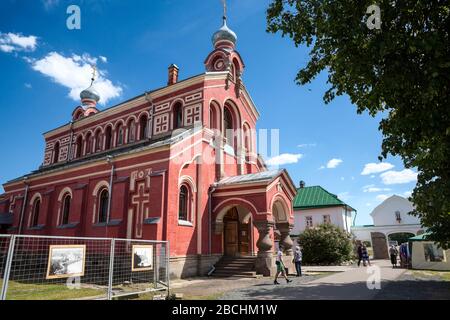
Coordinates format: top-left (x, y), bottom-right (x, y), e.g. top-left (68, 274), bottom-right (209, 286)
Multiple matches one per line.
top-left (0, 0), bottom-right (418, 225)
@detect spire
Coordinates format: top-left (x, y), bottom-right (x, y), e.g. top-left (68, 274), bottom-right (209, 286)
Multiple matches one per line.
top-left (80, 64), bottom-right (100, 108)
top-left (222, 0), bottom-right (227, 22)
top-left (212, 0), bottom-right (237, 49)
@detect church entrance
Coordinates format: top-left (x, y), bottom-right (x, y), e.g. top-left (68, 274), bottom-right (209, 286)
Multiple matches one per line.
top-left (223, 207), bottom-right (251, 256)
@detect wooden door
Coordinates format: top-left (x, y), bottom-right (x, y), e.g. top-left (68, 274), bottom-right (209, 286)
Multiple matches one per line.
top-left (224, 221), bottom-right (238, 256)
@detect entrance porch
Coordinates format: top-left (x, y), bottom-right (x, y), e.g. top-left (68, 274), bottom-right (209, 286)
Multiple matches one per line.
top-left (211, 169), bottom-right (297, 276)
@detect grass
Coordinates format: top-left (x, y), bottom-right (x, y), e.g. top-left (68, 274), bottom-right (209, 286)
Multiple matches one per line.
top-left (4, 281), bottom-right (105, 300)
top-left (412, 270), bottom-right (450, 281)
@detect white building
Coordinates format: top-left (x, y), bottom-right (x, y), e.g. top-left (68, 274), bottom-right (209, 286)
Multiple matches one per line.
top-left (352, 195), bottom-right (425, 258)
top-left (292, 183), bottom-right (355, 235)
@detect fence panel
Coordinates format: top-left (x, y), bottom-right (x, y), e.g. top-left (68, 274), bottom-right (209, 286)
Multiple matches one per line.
top-left (0, 235), bottom-right (12, 298)
top-left (110, 239), bottom-right (168, 299)
top-left (0, 235), bottom-right (169, 300)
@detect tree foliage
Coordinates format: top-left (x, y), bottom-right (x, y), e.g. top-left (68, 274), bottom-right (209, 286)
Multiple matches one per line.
top-left (267, 0), bottom-right (450, 248)
top-left (298, 224), bottom-right (353, 265)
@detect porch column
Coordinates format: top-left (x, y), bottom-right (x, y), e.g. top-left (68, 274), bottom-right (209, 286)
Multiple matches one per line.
top-left (278, 223), bottom-right (294, 256)
top-left (254, 220), bottom-right (274, 276)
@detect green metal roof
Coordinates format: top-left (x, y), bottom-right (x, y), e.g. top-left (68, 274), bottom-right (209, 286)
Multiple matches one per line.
top-left (293, 186), bottom-right (355, 210)
top-left (409, 232), bottom-right (431, 241)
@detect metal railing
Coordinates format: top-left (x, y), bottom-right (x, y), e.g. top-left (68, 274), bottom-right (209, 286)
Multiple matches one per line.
top-left (0, 234), bottom-right (169, 300)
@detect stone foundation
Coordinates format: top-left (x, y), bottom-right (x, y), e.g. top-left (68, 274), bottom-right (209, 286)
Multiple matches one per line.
top-left (169, 254), bottom-right (222, 279)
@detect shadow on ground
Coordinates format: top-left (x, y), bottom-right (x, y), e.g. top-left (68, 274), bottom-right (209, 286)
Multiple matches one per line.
top-left (221, 278), bottom-right (450, 300)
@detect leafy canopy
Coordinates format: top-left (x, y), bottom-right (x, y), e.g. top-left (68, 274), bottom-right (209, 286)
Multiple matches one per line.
top-left (267, 0), bottom-right (450, 248)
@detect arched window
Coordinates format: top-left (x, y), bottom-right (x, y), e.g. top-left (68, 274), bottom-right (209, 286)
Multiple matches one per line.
top-left (75, 135), bottom-right (83, 158)
top-left (85, 132), bottom-right (92, 155)
top-left (173, 103), bottom-right (183, 129)
top-left (139, 115), bottom-right (148, 140)
top-left (243, 124), bottom-right (251, 153)
top-left (53, 141), bottom-right (60, 163)
top-left (61, 194), bottom-right (71, 225)
top-left (94, 130), bottom-right (102, 152)
top-left (209, 103), bottom-right (220, 131)
top-left (31, 198), bottom-right (40, 227)
top-left (178, 185), bottom-right (189, 221)
top-left (98, 188), bottom-right (109, 223)
top-left (104, 126), bottom-right (112, 150)
top-left (116, 124), bottom-right (124, 146)
top-left (224, 107), bottom-right (234, 147)
top-left (127, 120), bottom-right (136, 143)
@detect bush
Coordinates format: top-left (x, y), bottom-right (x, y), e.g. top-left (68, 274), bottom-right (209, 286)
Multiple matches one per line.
top-left (298, 224), bottom-right (353, 265)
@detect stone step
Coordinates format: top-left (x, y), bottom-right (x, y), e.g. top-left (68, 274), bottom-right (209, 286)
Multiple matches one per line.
top-left (213, 271), bottom-right (258, 277)
top-left (215, 265), bottom-right (255, 271)
top-left (215, 261), bottom-right (255, 267)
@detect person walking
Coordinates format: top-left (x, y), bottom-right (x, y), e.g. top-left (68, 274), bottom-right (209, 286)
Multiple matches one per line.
top-left (293, 246), bottom-right (302, 277)
top-left (357, 244), bottom-right (363, 267)
top-left (389, 245), bottom-right (398, 268)
top-left (362, 245), bottom-right (371, 266)
top-left (274, 246), bottom-right (292, 285)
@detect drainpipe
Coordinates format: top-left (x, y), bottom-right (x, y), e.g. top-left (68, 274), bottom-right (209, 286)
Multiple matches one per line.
top-left (150, 170), bottom-right (167, 240)
top-left (67, 121), bottom-right (74, 162)
top-left (106, 155), bottom-right (115, 224)
top-left (144, 91), bottom-right (153, 139)
top-left (18, 177), bottom-right (29, 235)
top-left (352, 208), bottom-right (358, 227)
top-left (208, 184), bottom-right (217, 255)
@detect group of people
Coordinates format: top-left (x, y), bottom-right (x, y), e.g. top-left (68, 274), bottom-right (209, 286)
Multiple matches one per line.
top-left (356, 244), bottom-right (371, 267)
top-left (273, 245), bottom-right (303, 285)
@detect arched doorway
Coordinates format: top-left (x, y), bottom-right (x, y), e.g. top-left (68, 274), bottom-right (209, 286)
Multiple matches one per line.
top-left (388, 232), bottom-right (415, 245)
top-left (223, 207), bottom-right (252, 256)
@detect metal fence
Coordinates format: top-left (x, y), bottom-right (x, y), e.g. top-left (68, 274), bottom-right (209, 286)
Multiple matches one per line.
top-left (0, 234), bottom-right (169, 300)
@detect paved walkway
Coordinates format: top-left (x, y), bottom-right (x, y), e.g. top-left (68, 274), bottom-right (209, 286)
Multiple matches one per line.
top-left (221, 260), bottom-right (407, 300)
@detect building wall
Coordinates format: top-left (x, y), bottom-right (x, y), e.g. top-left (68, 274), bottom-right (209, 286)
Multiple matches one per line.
top-left (371, 195), bottom-right (419, 226)
top-left (412, 241), bottom-right (450, 271)
top-left (292, 206), bottom-right (349, 234)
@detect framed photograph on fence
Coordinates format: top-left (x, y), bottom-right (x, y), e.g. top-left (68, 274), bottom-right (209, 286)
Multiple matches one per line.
top-left (46, 245), bottom-right (86, 279)
top-left (132, 245), bottom-right (153, 272)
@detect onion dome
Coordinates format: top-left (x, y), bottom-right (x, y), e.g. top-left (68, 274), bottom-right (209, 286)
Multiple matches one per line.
top-left (212, 17), bottom-right (237, 48)
top-left (80, 85), bottom-right (100, 106)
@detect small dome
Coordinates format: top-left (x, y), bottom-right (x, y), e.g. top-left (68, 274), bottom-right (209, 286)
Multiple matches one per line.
top-left (80, 85), bottom-right (100, 103)
top-left (212, 18), bottom-right (237, 47)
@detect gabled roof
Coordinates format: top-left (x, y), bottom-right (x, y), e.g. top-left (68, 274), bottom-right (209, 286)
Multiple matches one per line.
top-left (216, 169), bottom-right (284, 186)
top-left (293, 186), bottom-right (355, 211)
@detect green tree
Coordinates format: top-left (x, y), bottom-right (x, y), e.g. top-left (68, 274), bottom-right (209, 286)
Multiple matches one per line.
top-left (267, 1), bottom-right (450, 248)
top-left (298, 224), bottom-right (353, 265)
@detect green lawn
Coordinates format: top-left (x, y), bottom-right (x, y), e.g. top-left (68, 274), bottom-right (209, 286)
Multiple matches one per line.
top-left (3, 281), bottom-right (105, 300)
top-left (412, 270), bottom-right (450, 282)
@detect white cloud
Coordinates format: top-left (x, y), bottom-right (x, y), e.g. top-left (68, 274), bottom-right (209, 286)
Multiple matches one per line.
top-left (362, 184), bottom-right (392, 193)
top-left (24, 83), bottom-right (32, 89)
top-left (99, 56), bottom-right (108, 63)
top-left (297, 143), bottom-right (316, 148)
top-left (376, 194), bottom-right (391, 201)
top-left (380, 169), bottom-right (418, 185)
top-left (0, 32), bottom-right (37, 52)
top-left (30, 52), bottom-right (122, 105)
top-left (42, 0), bottom-right (59, 10)
top-left (0, 44), bottom-right (15, 53)
top-left (266, 153), bottom-right (302, 166)
top-left (361, 162), bottom-right (394, 175)
top-left (326, 158), bottom-right (343, 169)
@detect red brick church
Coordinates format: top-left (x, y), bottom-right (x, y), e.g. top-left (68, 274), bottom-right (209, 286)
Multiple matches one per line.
top-left (0, 15), bottom-right (296, 278)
